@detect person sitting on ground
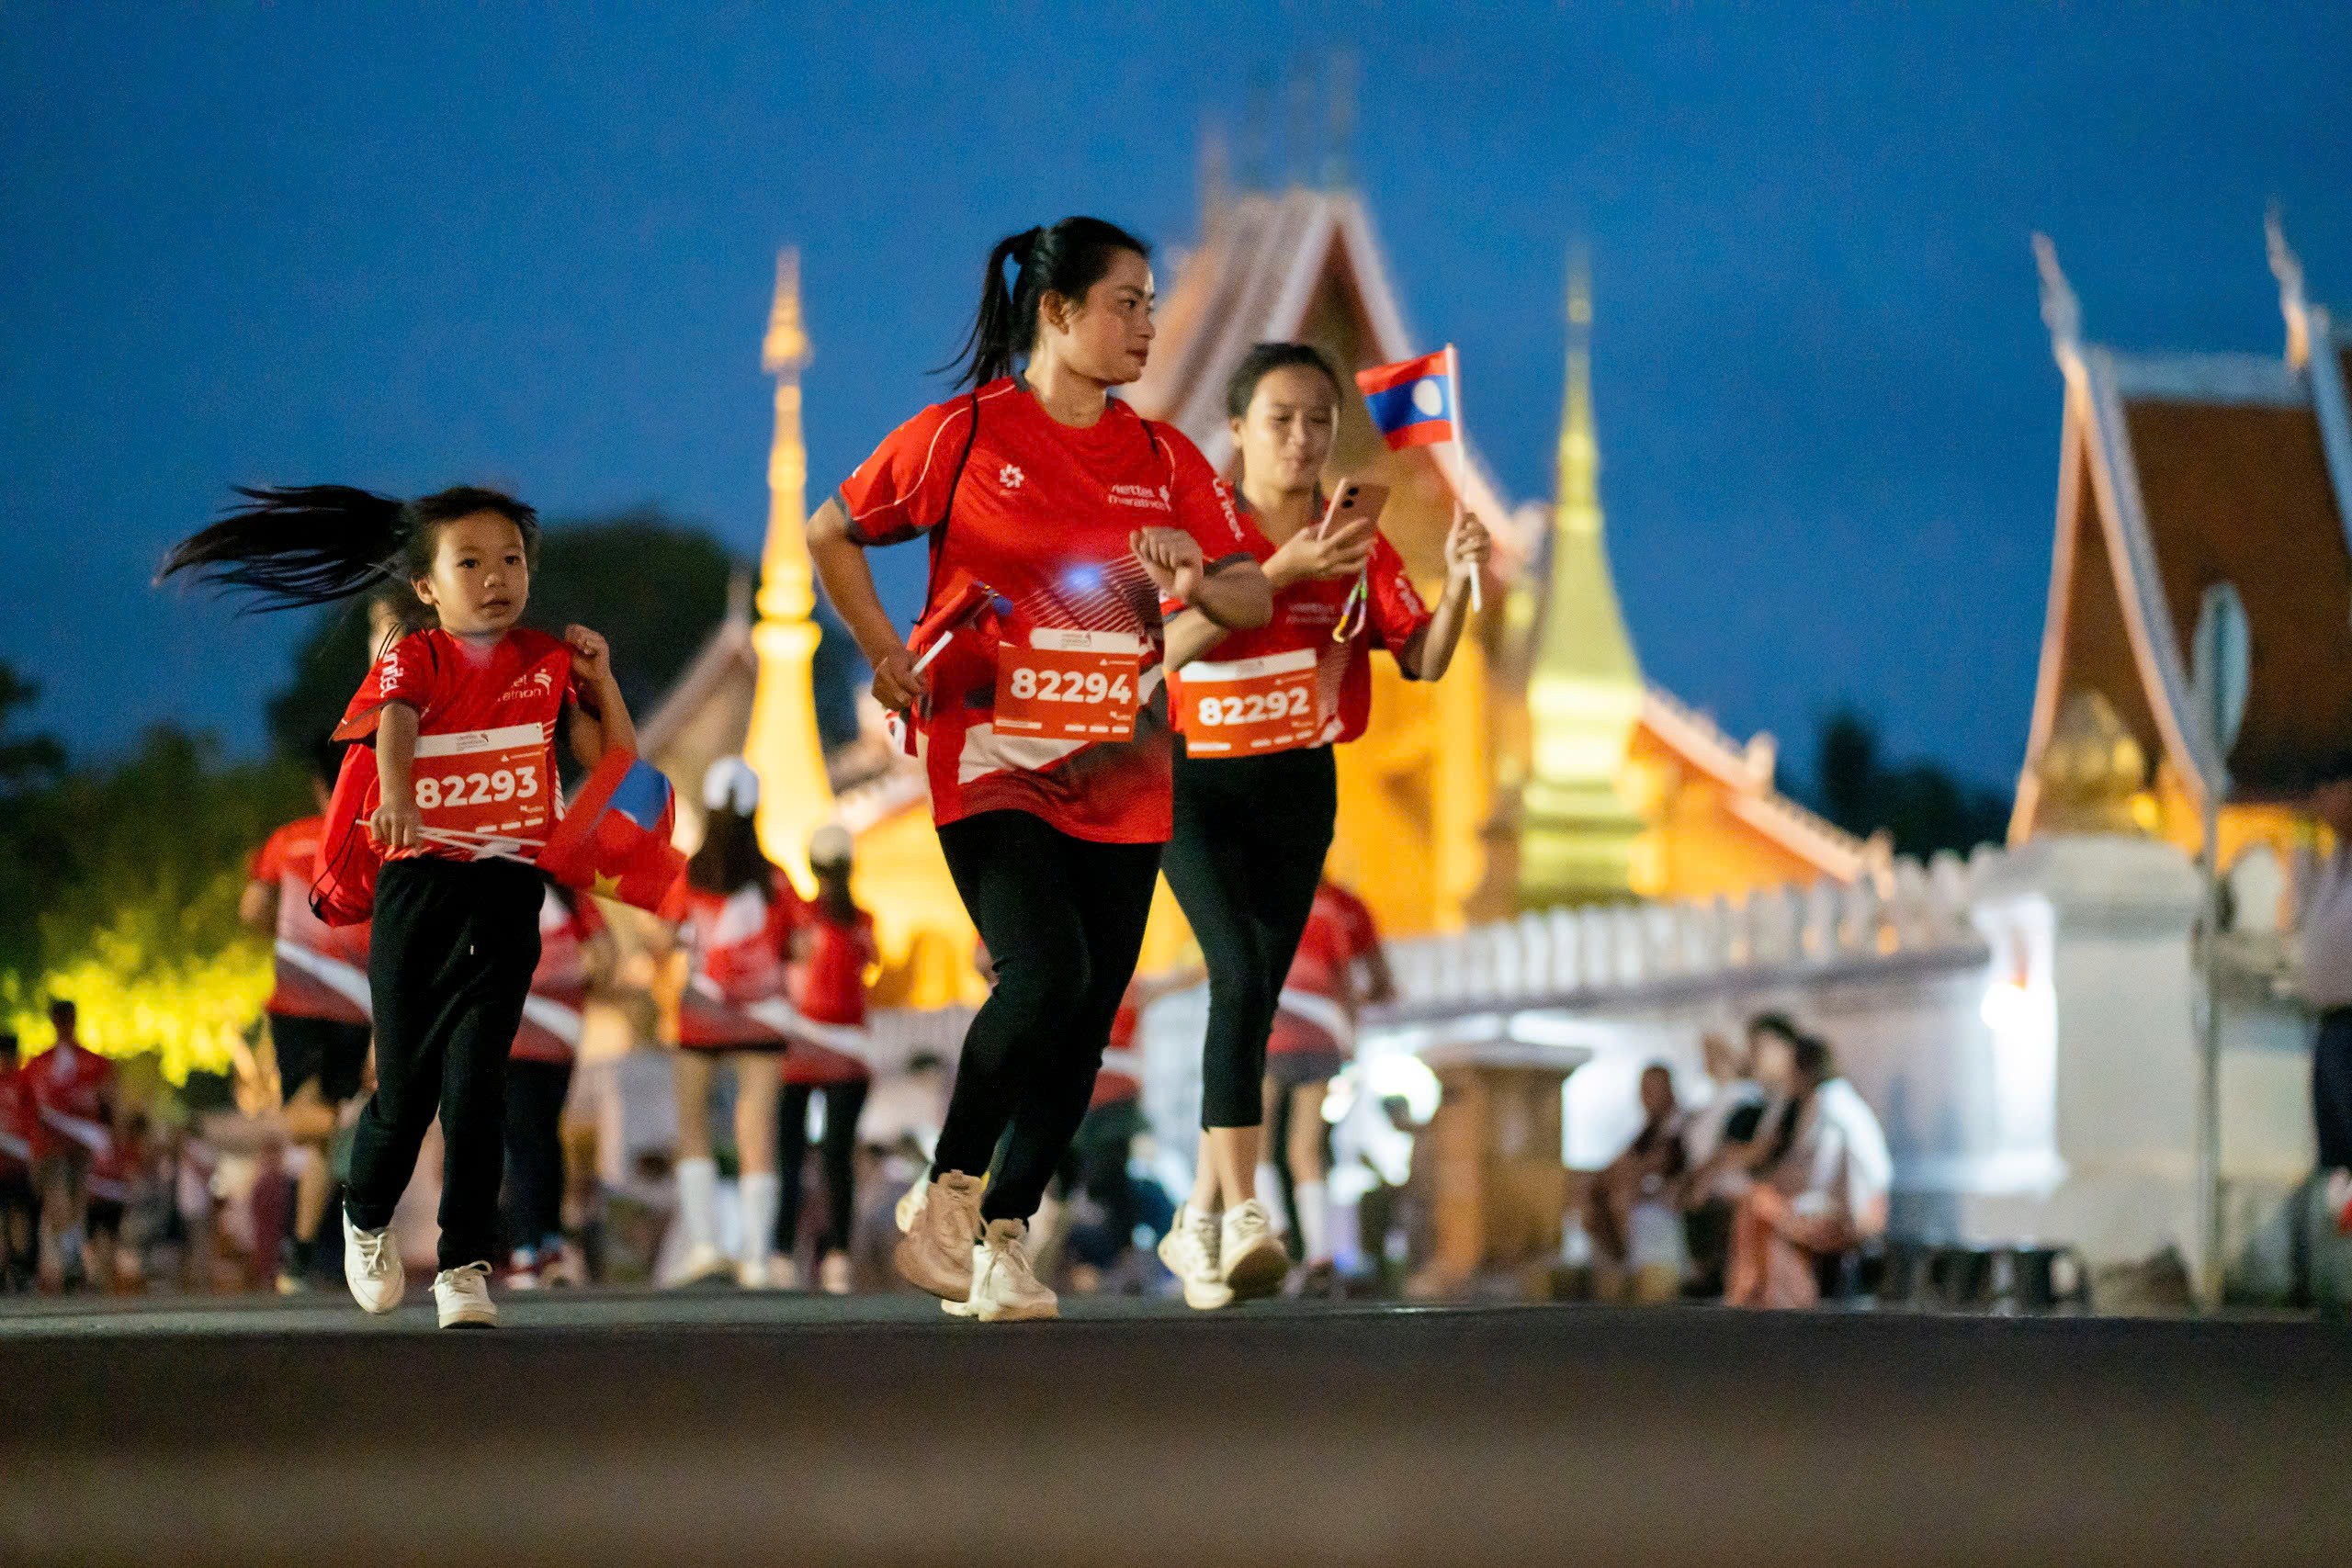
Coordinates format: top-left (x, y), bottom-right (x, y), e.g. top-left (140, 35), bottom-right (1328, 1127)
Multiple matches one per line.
top-left (1726, 1032), bottom-right (1892, 1309)
top-left (1587, 1063), bottom-right (1687, 1297)
top-left (1676, 1027), bottom-right (1771, 1297)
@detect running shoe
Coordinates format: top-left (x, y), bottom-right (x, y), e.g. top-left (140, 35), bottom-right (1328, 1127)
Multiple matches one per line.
top-left (506, 1247), bottom-right (542, 1292)
top-left (1157, 1202), bottom-right (1233, 1311)
top-left (2329, 1168), bottom-right (2352, 1236)
top-left (893, 1171), bottom-right (982, 1302)
top-left (1218, 1200), bottom-right (1291, 1301)
top-left (893, 1169), bottom-right (930, 1234)
top-left (737, 1254), bottom-right (786, 1291)
top-left (671, 1242), bottom-right (733, 1287)
top-left (819, 1252), bottom-right (852, 1296)
top-left (342, 1213), bottom-right (404, 1314)
top-left (433, 1261), bottom-right (499, 1328)
top-left (961, 1217), bottom-right (1058, 1323)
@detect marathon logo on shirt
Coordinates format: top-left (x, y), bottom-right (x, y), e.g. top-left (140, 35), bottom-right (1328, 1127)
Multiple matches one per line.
top-left (1107, 483), bottom-right (1172, 513)
top-left (498, 669), bottom-right (557, 705)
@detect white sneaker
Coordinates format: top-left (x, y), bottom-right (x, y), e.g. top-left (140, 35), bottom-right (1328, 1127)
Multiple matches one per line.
top-left (962, 1218), bottom-right (1058, 1323)
top-left (894, 1169), bottom-right (930, 1234)
top-left (670, 1242), bottom-right (732, 1287)
top-left (737, 1255), bottom-right (775, 1291)
top-left (1219, 1199), bottom-right (1290, 1301)
top-left (433, 1261), bottom-right (498, 1328)
top-left (895, 1172), bottom-right (983, 1301)
top-left (342, 1213), bottom-right (404, 1314)
top-left (819, 1252), bottom-right (852, 1295)
top-left (1158, 1203), bottom-right (1233, 1311)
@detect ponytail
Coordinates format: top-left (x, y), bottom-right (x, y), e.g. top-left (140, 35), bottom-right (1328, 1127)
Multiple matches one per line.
top-left (938, 216), bottom-right (1151, 389)
top-left (159, 484), bottom-right (540, 614)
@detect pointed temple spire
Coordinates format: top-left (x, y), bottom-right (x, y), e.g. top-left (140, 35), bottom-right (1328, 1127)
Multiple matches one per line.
top-left (1517, 246), bottom-right (1650, 908)
top-left (2267, 203), bottom-right (2311, 369)
top-left (741, 245), bottom-right (838, 889)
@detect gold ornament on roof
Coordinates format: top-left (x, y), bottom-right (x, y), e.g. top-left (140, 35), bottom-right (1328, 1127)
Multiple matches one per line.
top-left (2034, 689), bottom-right (2152, 834)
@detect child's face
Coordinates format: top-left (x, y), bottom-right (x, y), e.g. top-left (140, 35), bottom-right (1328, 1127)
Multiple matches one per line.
top-left (415, 512), bottom-right (529, 637)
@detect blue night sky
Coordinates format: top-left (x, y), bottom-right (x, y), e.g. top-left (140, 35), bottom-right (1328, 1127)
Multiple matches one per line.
top-left (4, 4), bottom-right (2346, 793)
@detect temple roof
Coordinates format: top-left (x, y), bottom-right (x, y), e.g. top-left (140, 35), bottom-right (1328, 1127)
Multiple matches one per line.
top-left (2015, 227), bottom-right (2352, 834)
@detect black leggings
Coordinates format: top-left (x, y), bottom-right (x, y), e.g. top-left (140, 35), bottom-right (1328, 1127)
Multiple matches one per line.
top-left (2316, 1008), bottom-right (2352, 1170)
top-left (345, 856), bottom-right (540, 1270)
top-left (1162, 745), bottom-right (1336, 1128)
top-left (934, 810), bottom-right (1162, 1224)
top-left (503, 1056), bottom-right (572, 1254)
top-left (776, 1077), bottom-right (868, 1258)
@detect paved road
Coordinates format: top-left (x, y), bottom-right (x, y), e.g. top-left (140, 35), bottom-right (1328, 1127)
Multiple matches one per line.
top-left (3, 1290), bottom-right (2346, 1566)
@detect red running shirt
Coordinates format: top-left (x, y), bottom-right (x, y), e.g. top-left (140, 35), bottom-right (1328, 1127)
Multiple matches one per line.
top-left (1166, 502), bottom-right (1432, 754)
top-left (674, 874), bottom-right (798, 1049)
top-left (1269, 882), bottom-right (1384, 1058)
top-left (251, 815), bottom-right (373, 1024)
top-left (26, 1041), bottom-right (114, 1163)
top-left (788, 903), bottom-right (876, 1029)
top-left (836, 379), bottom-right (1252, 844)
top-left (0, 1063), bottom-right (33, 1169)
top-left (333, 627), bottom-right (581, 863)
top-left (513, 888), bottom-right (604, 1065)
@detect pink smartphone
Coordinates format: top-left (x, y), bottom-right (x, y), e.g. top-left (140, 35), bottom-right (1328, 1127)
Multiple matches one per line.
top-left (1318, 479), bottom-right (1390, 536)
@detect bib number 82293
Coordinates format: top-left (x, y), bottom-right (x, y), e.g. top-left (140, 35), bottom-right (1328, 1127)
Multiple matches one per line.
top-left (410, 723), bottom-right (553, 839)
top-left (413, 764), bottom-right (539, 811)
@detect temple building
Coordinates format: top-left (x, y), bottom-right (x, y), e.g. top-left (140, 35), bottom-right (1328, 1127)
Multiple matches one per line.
top-left (645, 181), bottom-right (1868, 1008)
top-left (2012, 216), bottom-right (2352, 873)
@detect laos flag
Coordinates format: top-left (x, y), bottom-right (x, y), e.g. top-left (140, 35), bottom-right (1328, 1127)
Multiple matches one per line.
top-left (540, 750), bottom-right (686, 915)
top-left (1354, 346), bottom-right (1458, 451)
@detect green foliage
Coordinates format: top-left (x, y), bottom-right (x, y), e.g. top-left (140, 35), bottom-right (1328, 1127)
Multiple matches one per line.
top-left (266, 509), bottom-right (741, 759)
top-left (1807, 706), bottom-right (2010, 859)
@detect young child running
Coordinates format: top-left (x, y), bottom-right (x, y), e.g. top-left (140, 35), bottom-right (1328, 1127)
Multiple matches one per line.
top-left (162, 484), bottom-right (636, 1327)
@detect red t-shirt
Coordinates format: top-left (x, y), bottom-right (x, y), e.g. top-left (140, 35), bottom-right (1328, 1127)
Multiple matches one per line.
top-left (1166, 503), bottom-right (1432, 754)
top-left (788, 902), bottom-right (876, 1028)
top-left (332, 626), bottom-right (581, 863)
top-left (1270, 882), bottom-right (1384, 1057)
top-left (26, 1041), bottom-right (114, 1163)
top-left (251, 815), bottom-right (373, 1024)
top-left (674, 874), bottom-right (798, 1048)
top-left (1090, 988), bottom-right (1144, 1110)
top-left (836, 379), bottom-right (1252, 844)
top-left (513, 887), bottom-right (604, 1065)
top-left (0, 1063), bottom-right (34, 1169)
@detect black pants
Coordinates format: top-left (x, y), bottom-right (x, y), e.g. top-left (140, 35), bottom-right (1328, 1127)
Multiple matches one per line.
top-left (503, 1056), bottom-right (573, 1255)
top-left (2316, 1008), bottom-right (2352, 1170)
top-left (776, 1077), bottom-right (868, 1258)
top-left (345, 857), bottom-right (541, 1269)
top-left (934, 810), bottom-right (1162, 1224)
top-left (1162, 745), bottom-right (1336, 1128)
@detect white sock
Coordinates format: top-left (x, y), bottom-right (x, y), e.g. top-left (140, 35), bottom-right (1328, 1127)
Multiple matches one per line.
top-left (1256, 1164), bottom-right (1288, 1232)
top-left (739, 1172), bottom-right (781, 1265)
top-left (676, 1156), bottom-right (718, 1253)
top-left (1295, 1180), bottom-right (1330, 1265)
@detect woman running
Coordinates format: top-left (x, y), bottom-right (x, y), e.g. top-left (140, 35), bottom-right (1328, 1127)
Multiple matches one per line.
top-left (808, 215), bottom-right (1271, 1323)
top-left (668, 758), bottom-right (796, 1289)
top-left (771, 824), bottom-right (876, 1293)
top-left (503, 879), bottom-right (606, 1288)
top-left (161, 483), bottom-right (637, 1327)
top-left (1155, 343), bottom-right (1487, 1309)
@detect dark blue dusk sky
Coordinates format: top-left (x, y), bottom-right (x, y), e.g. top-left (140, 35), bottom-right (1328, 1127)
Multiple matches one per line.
top-left (5, 5), bottom-right (2346, 791)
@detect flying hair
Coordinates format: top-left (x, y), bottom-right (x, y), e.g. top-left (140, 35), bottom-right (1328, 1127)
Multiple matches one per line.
top-left (158, 484), bottom-right (540, 614)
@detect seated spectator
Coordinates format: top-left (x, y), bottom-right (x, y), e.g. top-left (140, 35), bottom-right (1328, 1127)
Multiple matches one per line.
top-left (1676, 1028), bottom-right (1770, 1297)
top-left (1588, 1063), bottom-right (1687, 1299)
top-left (1727, 1032), bottom-right (1893, 1309)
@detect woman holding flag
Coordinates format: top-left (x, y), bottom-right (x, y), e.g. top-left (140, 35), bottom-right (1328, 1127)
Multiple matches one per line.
top-left (160, 483), bottom-right (645, 1327)
top-left (807, 215), bottom-right (1271, 1322)
top-left (1153, 343), bottom-right (1487, 1309)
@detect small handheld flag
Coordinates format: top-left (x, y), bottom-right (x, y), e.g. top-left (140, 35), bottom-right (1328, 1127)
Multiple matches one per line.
top-left (1352, 345), bottom-right (1483, 611)
top-left (538, 750), bottom-right (686, 913)
top-left (1354, 347), bottom-right (1458, 452)
top-left (889, 573), bottom-right (998, 754)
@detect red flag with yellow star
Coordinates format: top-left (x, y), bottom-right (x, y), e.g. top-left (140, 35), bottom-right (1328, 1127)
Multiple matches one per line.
top-left (539, 750), bottom-right (685, 914)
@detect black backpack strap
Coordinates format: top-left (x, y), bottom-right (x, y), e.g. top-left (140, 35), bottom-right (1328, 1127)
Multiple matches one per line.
top-left (921, 390), bottom-right (985, 612)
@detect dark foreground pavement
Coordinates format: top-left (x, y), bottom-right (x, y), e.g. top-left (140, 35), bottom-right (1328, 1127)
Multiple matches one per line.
top-left (2, 1289), bottom-right (2346, 1566)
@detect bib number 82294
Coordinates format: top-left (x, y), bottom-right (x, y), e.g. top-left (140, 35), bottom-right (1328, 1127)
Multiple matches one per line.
top-left (1005, 664), bottom-right (1134, 706)
top-left (994, 630), bottom-right (1147, 742)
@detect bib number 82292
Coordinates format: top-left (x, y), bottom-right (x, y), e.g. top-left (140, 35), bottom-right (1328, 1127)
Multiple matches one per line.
top-left (1195, 686), bottom-right (1310, 728)
top-left (1178, 648), bottom-right (1320, 755)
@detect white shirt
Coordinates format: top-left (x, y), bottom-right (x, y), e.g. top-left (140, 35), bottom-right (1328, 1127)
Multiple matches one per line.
top-left (2300, 846), bottom-right (2352, 1010)
top-left (1782, 1078), bottom-right (1894, 1234)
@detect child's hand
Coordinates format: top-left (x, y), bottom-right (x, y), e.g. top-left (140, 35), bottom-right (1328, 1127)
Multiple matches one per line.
top-left (370, 795), bottom-right (422, 852)
top-left (566, 624), bottom-right (614, 685)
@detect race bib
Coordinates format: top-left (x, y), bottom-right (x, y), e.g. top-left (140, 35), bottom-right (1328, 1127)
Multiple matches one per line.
top-left (1181, 648), bottom-right (1319, 755)
top-left (411, 723), bottom-right (551, 840)
top-left (994, 630), bottom-right (1146, 742)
